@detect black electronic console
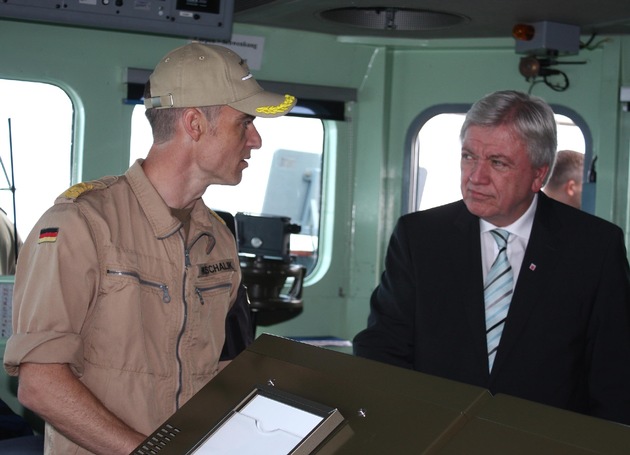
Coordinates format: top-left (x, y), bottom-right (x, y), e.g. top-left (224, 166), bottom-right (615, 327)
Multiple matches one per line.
top-left (0, 0), bottom-right (234, 41)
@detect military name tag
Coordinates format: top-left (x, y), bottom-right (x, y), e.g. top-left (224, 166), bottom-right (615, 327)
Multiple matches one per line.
top-left (198, 260), bottom-right (235, 277)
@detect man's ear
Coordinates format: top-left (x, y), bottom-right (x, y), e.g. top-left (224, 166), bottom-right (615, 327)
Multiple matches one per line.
top-left (532, 165), bottom-right (550, 192)
top-left (565, 179), bottom-right (577, 197)
top-left (181, 108), bottom-right (204, 141)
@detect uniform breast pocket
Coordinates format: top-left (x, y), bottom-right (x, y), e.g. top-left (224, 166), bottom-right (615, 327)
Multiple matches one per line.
top-left (195, 282), bottom-right (232, 306)
top-left (105, 268), bottom-right (171, 303)
top-left (189, 257), bottom-right (237, 339)
top-left (190, 279), bottom-right (234, 349)
top-left (84, 262), bottom-right (176, 373)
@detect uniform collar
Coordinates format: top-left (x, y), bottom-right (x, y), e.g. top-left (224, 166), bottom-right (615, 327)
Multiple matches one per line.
top-left (126, 159), bottom-right (182, 239)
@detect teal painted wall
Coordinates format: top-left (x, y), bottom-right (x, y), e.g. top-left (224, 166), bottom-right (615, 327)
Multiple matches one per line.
top-left (0, 19), bottom-right (628, 360)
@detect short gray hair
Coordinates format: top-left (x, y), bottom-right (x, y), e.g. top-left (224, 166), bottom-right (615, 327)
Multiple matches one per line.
top-left (460, 90), bottom-right (557, 182)
top-left (143, 81), bottom-right (222, 143)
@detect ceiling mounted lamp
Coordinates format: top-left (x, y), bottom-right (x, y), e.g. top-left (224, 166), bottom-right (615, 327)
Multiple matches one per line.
top-left (512, 21), bottom-right (580, 56)
top-left (519, 56), bottom-right (556, 79)
top-left (513, 22), bottom-right (586, 92)
top-left (320, 7), bottom-right (469, 31)
top-left (518, 55), bottom-right (569, 91)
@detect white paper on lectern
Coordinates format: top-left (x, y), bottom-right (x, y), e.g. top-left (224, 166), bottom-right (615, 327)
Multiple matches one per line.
top-left (241, 395), bottom-right (324, 435)
top-left (192, 394), bottom-right (325, 455)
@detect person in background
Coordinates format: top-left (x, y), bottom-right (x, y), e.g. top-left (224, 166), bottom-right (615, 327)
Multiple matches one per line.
top-left (0, 208), bottom-right (21, 275)
top-left (3, 42), bottom-right (296, 454)
top-left (542, 149), bottom-right (584, 209)
top-left (353, 90), bottom-right (630, 425)
top-left (0, 397), bottom-right (43, 454)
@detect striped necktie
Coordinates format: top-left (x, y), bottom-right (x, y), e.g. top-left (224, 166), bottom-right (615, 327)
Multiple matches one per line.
top-left (484, 229), bottom-right (513, 372)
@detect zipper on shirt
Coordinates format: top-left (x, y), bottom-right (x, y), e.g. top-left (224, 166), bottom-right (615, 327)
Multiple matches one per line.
top-left (176, 231), bottom-right (190, 409)
top-left (106, 269), bottom-right (171, 303)
top-left (195, 283), bottom-right (232, 305)
top-left (175, 230), bottom-right (221, 408)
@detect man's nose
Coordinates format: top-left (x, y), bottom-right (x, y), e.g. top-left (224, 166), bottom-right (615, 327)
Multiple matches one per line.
top-left (469, 160), bottom-right (491, 183)
top-left (248, 124), bottom-right (262, 149)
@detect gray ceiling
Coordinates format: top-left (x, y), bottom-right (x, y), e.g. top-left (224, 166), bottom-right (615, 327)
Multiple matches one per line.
top-left (234, 0), bottom-right (630, 40)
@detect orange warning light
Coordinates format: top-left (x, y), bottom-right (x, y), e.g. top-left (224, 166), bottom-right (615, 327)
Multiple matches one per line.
top-left (513, 23), bottom-right (535, 41)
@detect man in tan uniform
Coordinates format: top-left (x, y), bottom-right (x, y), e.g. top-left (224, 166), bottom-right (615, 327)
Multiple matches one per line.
top-left (0, 208), bottom-right (21, 275)
top-left (3, 43), bottom-right (296, 454)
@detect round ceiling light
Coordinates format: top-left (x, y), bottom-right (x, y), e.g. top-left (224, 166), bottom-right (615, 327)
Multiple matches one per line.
top-left (320, 7), bottom-right (469, 31)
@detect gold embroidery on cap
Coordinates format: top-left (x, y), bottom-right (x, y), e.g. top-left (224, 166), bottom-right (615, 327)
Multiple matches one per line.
top-left (256, 95), bottom-right (296, 115)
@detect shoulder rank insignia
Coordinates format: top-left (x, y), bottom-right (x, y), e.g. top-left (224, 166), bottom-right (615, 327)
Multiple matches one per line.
top-left (62, 182), bottom-right (94, 199)
top-left (61, 176), bottom-right (118, 200)
top-left (209, 209), bottom-right (227, 226)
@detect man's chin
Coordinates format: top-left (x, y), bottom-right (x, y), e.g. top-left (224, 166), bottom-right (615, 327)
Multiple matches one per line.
top-left (463, 199), bottom-right (492, 218)
top-left (228, 172), bottom-right (243, 186)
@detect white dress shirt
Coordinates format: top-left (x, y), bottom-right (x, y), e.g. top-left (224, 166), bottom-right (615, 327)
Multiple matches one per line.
top-left (480, 194), bottom-right (538, 287)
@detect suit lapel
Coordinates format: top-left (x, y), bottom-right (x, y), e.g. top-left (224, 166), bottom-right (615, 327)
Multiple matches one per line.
top-left (452, 204), bottom-right (490, 374)
top-left (491, 193), bottom-right (562, 375)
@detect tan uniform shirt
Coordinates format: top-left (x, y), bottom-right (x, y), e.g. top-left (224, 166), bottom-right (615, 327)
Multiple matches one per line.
top-left (4, 160), bottom-right (240, 454)
top-left (0, 208), bottom-right (21, 275)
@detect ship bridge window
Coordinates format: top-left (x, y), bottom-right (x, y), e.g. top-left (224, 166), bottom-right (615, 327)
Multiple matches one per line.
top-left (130, 106), bottom-right (326, 276)
top-left (404, 106), bottom-right (589, 214)
top-left (0, 79), bottom-right (73, 251)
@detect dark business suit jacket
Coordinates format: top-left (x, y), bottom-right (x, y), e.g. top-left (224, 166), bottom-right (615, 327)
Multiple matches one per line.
top-left (354, 192), bottom-right (630, 425)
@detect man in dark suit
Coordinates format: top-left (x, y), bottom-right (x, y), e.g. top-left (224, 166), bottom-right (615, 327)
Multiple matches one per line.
top-left (353, 90), bottom-right (630, 425)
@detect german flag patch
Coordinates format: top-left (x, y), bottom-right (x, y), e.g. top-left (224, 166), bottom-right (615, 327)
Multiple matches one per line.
top-left (38, 228), bottom-right (59, 244)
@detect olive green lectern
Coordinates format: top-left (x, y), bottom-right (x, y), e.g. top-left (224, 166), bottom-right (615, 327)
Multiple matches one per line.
top-left (133, 334), bottom-right (630, 455)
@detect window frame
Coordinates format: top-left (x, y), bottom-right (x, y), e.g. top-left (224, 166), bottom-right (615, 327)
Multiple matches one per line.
top-left (0, 78), bottom-right (75, 245)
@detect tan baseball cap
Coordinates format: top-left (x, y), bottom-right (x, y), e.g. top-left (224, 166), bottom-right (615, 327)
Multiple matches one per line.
top-left (144, 42), bottom-right (297, 118)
